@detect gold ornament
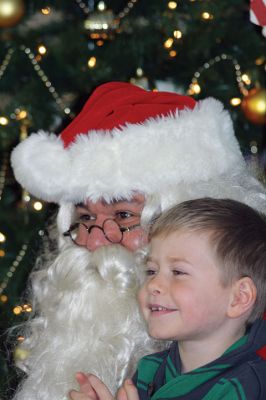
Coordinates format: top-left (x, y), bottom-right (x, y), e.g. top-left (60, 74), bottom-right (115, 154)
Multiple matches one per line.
top-left (0, 0), bottom-right (25, 28)
top-left (241, 88), bottom-right (266, 125)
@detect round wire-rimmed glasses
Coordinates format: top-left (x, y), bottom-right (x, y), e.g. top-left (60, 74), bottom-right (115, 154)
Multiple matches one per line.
top-left (63, 218), bottom-right (141, 245)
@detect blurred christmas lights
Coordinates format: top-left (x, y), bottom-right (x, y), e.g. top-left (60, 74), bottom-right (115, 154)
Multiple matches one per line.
top-left (0, 116), bottom-right (9, 125)
top-left (173, 30), bottom-right (182, 39)
top-left (41, 7), bottom-right (51, 15)
top-left (77, 0), bottom-right (139, 23)
top-left (0, 243), bottom-right (28, 295)
top-left (169, 50), bottom-right (177, 58)
top-left (201, 12), bottom-right (214, 20)
top-left (0, 294), bottom-right (8, 302)
top-left (164, 38), bottom-right (174, 49)
top-left (0, 46), bottom-right (71, 115)
top-left (168, 2), bottom-right (177, 10)
top-left (0, 232), bottom-right (6, 242)
top-left (188, 54), bottom-right (249, 97)
top-left (33, 201), bottom-right (43, 211)
top-left (0, 47), bottom-right (14, 79)
top-left (37, 45), bottom-right (47, 55)
top-left (88, 56), bottom-right (97, 68)
top-left (97, 1), bottom-right (106, 11)
top-left (230, 97), bottom-right (242, 106)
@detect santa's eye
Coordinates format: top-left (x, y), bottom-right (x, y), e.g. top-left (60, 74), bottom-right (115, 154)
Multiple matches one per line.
top-left (115, 211), bottom-right (141, 228)
top-left (116, 211), bottom-right (134, 219)
top-left (78, 214), bottom-right (95, 222)
top-left (80, 214), bottom-right (93, 220)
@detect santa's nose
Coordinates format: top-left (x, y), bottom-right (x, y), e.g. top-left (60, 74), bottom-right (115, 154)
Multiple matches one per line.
top-left (85, 225), bottom-right (112, 251)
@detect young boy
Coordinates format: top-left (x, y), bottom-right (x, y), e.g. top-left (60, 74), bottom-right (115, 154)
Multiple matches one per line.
top-left (69, 198), bottom-right (266, 400)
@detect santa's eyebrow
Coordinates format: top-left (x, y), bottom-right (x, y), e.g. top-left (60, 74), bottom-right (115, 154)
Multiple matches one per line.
top-left (75, 197), bottom-right (143, 210)
top-left (75, 202), bottom-right (86, 208)
top-left (106, 198), bottom-right (133, 205)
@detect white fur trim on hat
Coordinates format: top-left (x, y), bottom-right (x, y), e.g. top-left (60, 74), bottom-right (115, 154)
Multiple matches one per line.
top-left (11, 98), bottom-right (245, 204)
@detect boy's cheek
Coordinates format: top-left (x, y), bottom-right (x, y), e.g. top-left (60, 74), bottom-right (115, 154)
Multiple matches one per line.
top-left (137, 286), bottom-right (148, 316)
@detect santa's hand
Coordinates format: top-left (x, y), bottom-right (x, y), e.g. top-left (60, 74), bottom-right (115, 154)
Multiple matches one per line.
top-left (86, 374), bottom-right (115, 400)
top-left (117, 379), bottom-right (139, 400)
top-left (86, 376), bottom-right (139, 400)
top-left (69, 372), bottom-right (99, 400)
top-left (69, 373), bottom-right (139, 400)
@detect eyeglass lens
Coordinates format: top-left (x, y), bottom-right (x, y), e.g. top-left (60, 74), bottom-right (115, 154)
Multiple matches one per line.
top-left (69, 219), bottom-right (124, 245)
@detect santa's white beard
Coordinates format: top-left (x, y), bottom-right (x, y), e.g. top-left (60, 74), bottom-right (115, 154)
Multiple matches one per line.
top-left (13, 243), bottom-right (160, 400)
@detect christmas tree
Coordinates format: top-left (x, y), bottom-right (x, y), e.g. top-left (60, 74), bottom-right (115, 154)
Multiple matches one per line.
top-left (0, 0), bottom-right (265, 397)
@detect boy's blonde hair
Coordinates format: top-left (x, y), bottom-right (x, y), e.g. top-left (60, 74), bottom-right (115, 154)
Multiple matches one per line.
top-left (150, 198), bottom-right (266, 323)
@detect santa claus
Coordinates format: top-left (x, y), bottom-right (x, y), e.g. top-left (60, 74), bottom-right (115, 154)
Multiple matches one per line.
top-left (10, 82), bottom-right (266, 399)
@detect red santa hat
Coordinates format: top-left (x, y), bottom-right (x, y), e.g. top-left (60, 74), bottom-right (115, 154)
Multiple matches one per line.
top-left (11, 81), bottom-right (245, 204)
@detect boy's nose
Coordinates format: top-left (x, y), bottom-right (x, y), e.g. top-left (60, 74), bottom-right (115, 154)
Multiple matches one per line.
top-left (147, 274), bottom-right (165, 295)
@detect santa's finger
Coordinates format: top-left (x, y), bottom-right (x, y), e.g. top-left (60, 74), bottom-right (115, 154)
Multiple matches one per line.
top-left (88, 374), bottom-right (114, 400)
top-left (69, 389), bottom-right (94, 400)
top-left (75, 372), bottom-right (97, 397)
top-left (122, 380), bottom-right (139, 400)
top-left (117, 386), bottom-right (128, 400)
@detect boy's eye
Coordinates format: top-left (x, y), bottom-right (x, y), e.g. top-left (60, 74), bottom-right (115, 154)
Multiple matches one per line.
top-left (144, 261), bottom-right (157, 276)
top-left (145, 269), bottom-right (156, 276)
top-left (172, 269), bottom-right (186, 276)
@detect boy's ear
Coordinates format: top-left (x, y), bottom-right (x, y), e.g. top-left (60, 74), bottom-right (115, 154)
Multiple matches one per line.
top-left (227, 277), bottom-right (257, 319)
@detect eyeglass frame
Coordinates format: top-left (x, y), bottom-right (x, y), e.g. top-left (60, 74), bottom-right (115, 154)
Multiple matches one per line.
top-left (63, 218), bottom-right (141, 245)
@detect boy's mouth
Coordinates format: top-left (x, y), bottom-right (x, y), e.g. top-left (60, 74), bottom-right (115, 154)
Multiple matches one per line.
top-left (148, 304), bottom-right (177, 313)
